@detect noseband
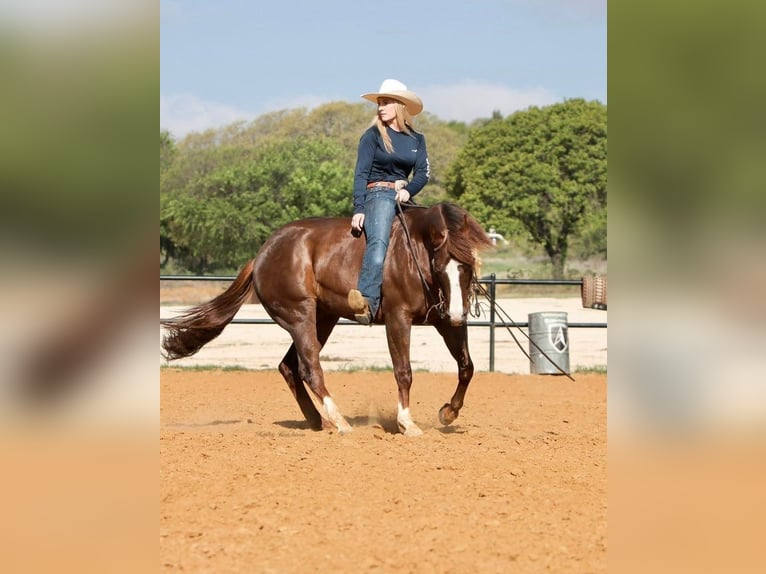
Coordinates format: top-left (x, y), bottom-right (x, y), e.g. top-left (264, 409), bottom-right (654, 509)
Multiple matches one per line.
top-left (395, 203), bottom-right (468, 322)
top-left (426, 232), bottom-right (452, 320)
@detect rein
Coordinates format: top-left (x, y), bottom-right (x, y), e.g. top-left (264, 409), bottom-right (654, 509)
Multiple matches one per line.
top-left (392, 203), bottom-right (572, 379)
top-left (471, 278), bottom-right (575, 381)
top-left (395, 200), bottom-right (447, 321)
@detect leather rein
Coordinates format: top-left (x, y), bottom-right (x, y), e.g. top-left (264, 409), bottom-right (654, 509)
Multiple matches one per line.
top-left (395, 201), bottom-right (478, 322)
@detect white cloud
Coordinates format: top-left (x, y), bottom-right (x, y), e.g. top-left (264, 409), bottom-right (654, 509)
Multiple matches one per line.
top-left (160, 93), bottom-right (256, 138)
top-left (161, 82), bottom-right (563, 138)
top-left (418, 81), bottom-right (560, 122)
top-left (160, 93), bottom-right (334, 138)
top-left (259, 94), bottom-right (329, 114)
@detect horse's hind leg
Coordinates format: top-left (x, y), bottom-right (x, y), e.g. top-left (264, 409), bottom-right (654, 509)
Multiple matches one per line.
top-left (285, 311), bottom-right (352, 433)
top-left (435, 323), bottom-right (474, 426)
top-left (278, 344), bottom-right (327, 431)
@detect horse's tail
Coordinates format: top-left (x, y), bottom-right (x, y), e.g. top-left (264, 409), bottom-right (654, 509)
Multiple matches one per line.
top-left (161, 259), bottom-right (255, 360)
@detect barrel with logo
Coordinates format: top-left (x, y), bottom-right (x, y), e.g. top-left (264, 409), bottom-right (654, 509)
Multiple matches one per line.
top-left (528, 312), bottom-right (570, 375)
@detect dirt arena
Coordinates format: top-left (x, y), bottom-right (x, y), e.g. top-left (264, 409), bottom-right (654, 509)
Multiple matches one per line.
top-left (160, 368), bottom-right (606, 572)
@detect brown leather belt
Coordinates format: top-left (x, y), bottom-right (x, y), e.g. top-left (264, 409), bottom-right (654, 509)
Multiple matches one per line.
top-left (366, 181), bottom-right (396, 189)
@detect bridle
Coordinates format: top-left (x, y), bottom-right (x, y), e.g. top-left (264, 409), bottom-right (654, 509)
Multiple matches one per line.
top-left (395, 201), bottom-right (476, 322)
top-left (395, 201), bottom-right (573, 379)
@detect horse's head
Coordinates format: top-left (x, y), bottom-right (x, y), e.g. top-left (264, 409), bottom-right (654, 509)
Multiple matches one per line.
top-left (425, 204), bottom-right (492, 326)
top-left (429, 240), bottom-right (476, 326)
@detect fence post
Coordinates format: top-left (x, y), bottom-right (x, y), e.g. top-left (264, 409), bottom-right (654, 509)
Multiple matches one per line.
top-left (489, 273), bottom-right (496, 372)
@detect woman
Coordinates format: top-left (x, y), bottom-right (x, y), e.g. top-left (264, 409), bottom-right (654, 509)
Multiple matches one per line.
top-left (348, 78), bottom-right (430, 324)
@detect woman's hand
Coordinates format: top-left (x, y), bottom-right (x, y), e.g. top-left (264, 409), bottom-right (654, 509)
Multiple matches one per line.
top-left (395, 179), bottom-right (410, 202)
top-left (351, 213), bottom-right (365, 232)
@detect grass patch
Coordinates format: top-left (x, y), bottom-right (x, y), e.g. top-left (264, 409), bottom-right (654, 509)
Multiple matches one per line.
top-left (573, 365), bottom-right (607, 374)
top-left (478, 245), bottom-right (607, 298)
top-left (160, 364), bottom-right (254, 372)
top-left (331, 364), bottom-right (393, 373)
top-left (322, 363), bottom-right (431, 374)
top-left (160, 363), bottom-right (434, 374)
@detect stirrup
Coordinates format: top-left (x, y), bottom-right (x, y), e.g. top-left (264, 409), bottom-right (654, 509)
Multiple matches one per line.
top-left (354, 311), bottom-right (373, 325)
top-left (348, 289), bottom-right (372, 325)
top-left (348, 289), bottom-right (367, 313)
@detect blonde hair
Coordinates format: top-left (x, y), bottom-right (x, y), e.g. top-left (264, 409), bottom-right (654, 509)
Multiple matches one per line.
top-left (370, 100), bottom-right (416, 153)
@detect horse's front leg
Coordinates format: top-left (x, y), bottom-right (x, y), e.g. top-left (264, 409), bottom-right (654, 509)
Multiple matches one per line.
top-left (434, 323), bottom-right (474, 426)
top-left (385, 318), bottom-right (423, 436)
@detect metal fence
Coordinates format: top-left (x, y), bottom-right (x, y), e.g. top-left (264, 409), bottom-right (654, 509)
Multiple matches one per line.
top-left (160, 274), bottom-right (607, 371)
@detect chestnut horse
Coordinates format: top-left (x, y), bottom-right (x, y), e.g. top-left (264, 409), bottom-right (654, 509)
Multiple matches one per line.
top-left (161, 202), bottom-right (492, 436)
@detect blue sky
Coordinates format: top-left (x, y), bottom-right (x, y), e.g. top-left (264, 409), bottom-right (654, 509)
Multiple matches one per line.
top-left (161, 0), bottom-right (606, 138)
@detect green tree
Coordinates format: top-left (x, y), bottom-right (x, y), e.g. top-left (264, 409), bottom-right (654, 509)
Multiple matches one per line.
top-left (161, 137), bottom-right (351, 272)
top-left (415, 114), bottom-right (471, 204)
top-left (447, 99), bottom-right (606, 278)
top-left (160, 102), bottom-right (474, 273)
top-left (160, 129), bottom-right (176, 171)
top-left (160, 130), bottom-right (179, 266)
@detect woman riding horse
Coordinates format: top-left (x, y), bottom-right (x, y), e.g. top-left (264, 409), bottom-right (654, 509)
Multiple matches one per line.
top-left (161, 202), bottom-right (492, 436)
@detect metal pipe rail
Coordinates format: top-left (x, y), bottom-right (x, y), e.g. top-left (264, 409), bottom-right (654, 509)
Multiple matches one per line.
top-left (160, 274), bottom-right (607, 371)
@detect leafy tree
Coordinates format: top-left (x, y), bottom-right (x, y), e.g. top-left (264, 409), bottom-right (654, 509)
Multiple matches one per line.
top-left (161, 102), bottom-right (474, 272)
top-left (160, 129), bottom-right (176, 171)
top-left (415, 114), bottom-right (470, 204)
top-left (447, 99), bottom-right (606, 278)
top-left (161, 137), bottom-right (351, 272)
top-left (160, 130), bottom-right (179, 266)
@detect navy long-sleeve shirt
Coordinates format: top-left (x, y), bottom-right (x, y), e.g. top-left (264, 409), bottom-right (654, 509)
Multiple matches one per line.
top-left (352, 125), bottom-right (430, 214)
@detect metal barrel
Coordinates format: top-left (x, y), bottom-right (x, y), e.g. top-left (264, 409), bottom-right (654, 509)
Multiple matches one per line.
top-left (528, 311), bottom-right (570, 375)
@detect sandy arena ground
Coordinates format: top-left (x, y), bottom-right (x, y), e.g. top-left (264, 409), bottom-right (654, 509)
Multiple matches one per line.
top-left (160, 287), bottom-right (607, 572)
top-left (160, 295), bottom-right (607, 572)
top-left (161, 369), bottom-right (606, 573)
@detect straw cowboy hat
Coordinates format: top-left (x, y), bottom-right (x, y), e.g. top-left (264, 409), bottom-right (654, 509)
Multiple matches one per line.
top-left (362, 79), bottom-right (423, 116)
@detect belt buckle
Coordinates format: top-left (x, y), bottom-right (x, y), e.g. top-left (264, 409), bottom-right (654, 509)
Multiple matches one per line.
top-left (368, 181), bottom-right (393, 190)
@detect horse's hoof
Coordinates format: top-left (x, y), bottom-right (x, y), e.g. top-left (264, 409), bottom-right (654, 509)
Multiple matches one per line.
top-left (400, 424), bottom-right (424, 437)
top-left (320, 417), bottom-right (335, 431)
top-left (438, 403), bottom-right (458, 426)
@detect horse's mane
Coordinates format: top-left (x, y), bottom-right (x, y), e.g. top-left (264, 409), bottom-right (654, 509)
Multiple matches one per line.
top-left (439, 202), bottom-right (493, 267)
top-left (404, 202), bottom-right (493, 269)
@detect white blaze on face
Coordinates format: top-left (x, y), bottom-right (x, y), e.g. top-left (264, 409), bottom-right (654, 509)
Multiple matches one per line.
top-left (445, 259), bottom-right (463, 320)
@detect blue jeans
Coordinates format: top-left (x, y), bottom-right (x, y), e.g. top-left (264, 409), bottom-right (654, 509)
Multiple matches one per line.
top-left (357, 187), bottom-right (397, 316)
